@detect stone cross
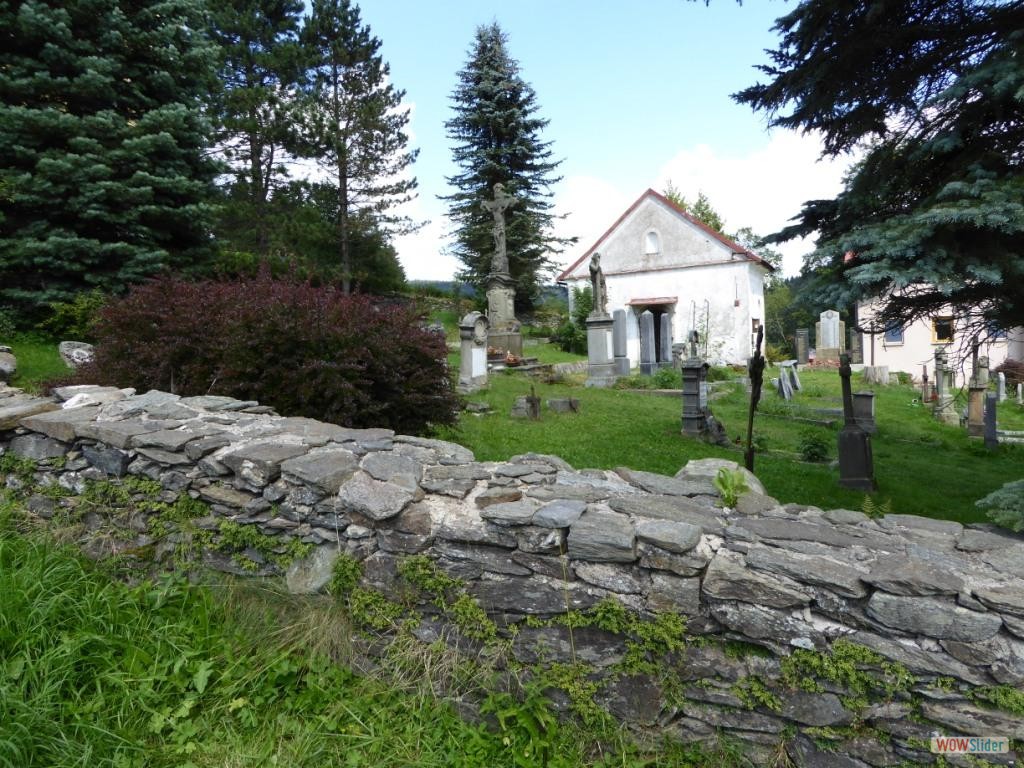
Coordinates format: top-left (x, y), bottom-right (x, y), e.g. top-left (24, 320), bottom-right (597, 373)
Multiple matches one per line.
top-left (482, 182), bottom-right (515, 275)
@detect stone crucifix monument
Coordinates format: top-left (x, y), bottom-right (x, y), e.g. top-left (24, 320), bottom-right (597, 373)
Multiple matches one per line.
top-left (482, 183), bottom-right (522, 357)
top-left (584, 253), bottom-right (616, 387)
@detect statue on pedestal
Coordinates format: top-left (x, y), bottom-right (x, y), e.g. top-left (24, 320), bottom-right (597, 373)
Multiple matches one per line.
top-left (482, 182), bottom-right (515, 276)
top-left (589, 252), bottom-right (608, 317)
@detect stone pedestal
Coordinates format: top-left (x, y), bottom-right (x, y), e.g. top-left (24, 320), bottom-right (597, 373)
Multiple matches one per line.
top-left (485, 272), bottom-right (521, 357)
top-left (681, 358), bottom-right (709, 437)
top-left (585, 315), bottom-right (616, 388)
top-left (967, 386), bottom-right (986, 438)
top-left (612, 309), bottom-right (630, 376)
top-left (458, 312), bottom-right (489, 393)
top-left (852, 391), bottom-right (876, 434)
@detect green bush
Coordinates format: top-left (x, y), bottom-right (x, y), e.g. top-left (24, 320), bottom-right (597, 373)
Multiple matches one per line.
top-left (39, 289), bottom-right (108, 342)
top-left (798, 430), bottom-right (831, 463)
top-left (976, 479), bottom-right (1024, 533)
top-left (0, 305), bottom-right (16, 339)
top-left (651, 366), bottom-right (680, 389)
top-left (553, 319), bottom-right (586, 355)
top-left (65, 273), bottom-right (459, 435)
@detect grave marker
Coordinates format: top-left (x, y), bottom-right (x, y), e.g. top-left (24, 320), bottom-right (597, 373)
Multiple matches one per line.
top-left (639, 310), bottom-right (656, 375)
top-left (838, 354), bottom-right (876, 491)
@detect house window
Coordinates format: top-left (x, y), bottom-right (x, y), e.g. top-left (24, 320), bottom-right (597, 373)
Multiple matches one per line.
top-left (644, 231), bottom-right (660, 255)
top-left (883, 323), bottom-right (904, 344)
top-left (932, 316), bottom-right (954, 343)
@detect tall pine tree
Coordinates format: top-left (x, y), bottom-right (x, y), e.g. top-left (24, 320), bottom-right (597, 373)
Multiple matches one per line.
top-left (0, 0), bottom-right (218, 322)
top-left (736, 0), bottom-right (1024, 336)
top-left (209, 0), bottom-right (305, 256)
top-left (443, 23), bottom-right (571, 310)
top-left (297, 0), bottom-right (417, 294)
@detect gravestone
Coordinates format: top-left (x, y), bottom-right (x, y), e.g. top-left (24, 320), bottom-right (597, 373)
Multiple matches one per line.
top-left (933, 350), bottom-right (959, 426)
top-left (780, 361), bottom-right (802, 392)
top-left (1018, 383), bottom-right (1023, 405)
top-left (659, 314), bottom-right (672, 367)
top-left (458, 312), bottom-right (490, 392)
top-left (852, 391), bottom-right (876, 434)
top-left (585, 257), bottom-right (616, 387)
top-left (997, 372), bottom-right (1007, 402)
top-left (639, 310), bottom-right (656, 375)
top-left (967, 385), bottom-right (985, 438)
top-left (921, 366), bottom-right (932, 402)
top-left (795, 329), bottom-right (809, 365)
top-left (837, 354), bottom-right (876, 491)
top-left (680, 355), bottom-right (709, 438)
top-left (849, 331), bottom-right (863, 364)
top-left (863, 366), bottom-right (889, 386)
top-left (483, 183), bottom-right (522, 357)
top-left (612, 309), bottom-right (630, 376)
top-left (984, 393), bottom-right (998, 450)
top-left (776, 369), bottom-right (793, 401)
top-left (815, 310), bottom-right (844, 362)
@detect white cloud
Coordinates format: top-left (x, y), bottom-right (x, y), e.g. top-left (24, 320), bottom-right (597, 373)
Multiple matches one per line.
top-left (653, 130), bottom-right (854, 275)
top-left (550, 176), bottom-right (632, 277)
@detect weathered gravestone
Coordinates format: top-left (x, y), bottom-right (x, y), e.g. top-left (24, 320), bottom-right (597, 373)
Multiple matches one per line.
top-left (612, 309), bottom-right (630, 376)
top-left (815, 310), bottom-right (844, 362)
top-left (998, 372), bottom-right (1007, 402)
top-left (659, 314), bottom-right (672, 367)
top-left (795, 329), bottom-right (809, 365)
top-left (984, 393), bottom-right (998, 450)
top-left (639, 310), bottom-right (656, 375)
top-left (967, 385), bottom-right (986, 438)
top-left (458, 312), bottom-right (489, 393)
top-left (933, 350), bottom-right (959, 426)
top-left (852, 391), bottom-right (876, 434)
top-left (838, 354), bottom-right (876, 491)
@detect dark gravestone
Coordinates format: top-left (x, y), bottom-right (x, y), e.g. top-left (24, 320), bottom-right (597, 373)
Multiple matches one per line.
top-left (681, 358), bottom-right (709, 438)
top-left (795, 329), bottom-right (809, 365)
top-left (612, 309), bottom-right (630, 376)
top-left (659, 314), bottom-right (672, 366)
top-left (639, 310), bottom-right (656, 375)
top-left (838, 355), bottom-right (876, 491)
top-left (852, 391), bottom-right (876, 434)
top-left (984, 393), bottom-right (998, 450)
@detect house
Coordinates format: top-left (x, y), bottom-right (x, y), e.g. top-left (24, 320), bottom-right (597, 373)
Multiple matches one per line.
top-left (557, 188), bottom-right (774, 366)
top-left (856, 300), bottom-right (1024, 386)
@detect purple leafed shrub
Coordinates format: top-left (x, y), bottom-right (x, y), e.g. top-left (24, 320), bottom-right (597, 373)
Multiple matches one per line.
top-left (67, 274), bottom-right (458, 435)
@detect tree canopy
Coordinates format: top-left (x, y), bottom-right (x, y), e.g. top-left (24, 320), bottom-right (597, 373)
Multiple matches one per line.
top-left (0, 0), bottom-right (219, 322)
top-left (736, 0), bottom-right (1024, 340)
top-left (443, 23), bottom-right (572, 310)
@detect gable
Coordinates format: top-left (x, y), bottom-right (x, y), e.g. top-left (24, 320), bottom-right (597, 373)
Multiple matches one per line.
top-left (558, 189), bottom-right (771, 281)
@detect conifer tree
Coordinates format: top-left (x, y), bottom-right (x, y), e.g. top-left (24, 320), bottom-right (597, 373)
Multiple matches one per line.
top-left (0, 0), bottom-right (218, 322)
top-left (736, 0), bottom-right (1024, 335)
top-left (209, 0), bottom-right (305, 256)
top-left (443, 23), bottom-right (572, 309)
top-left (297, 0), bottom-right (417, 294)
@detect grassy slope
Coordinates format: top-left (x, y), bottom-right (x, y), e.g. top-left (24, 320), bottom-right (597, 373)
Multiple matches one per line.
top-left (440, 364), bottom-right (1024, 524)
top-left (6, 335), bottom-right (71, 392)
top-left (0, 502), bottom-right (738, 768)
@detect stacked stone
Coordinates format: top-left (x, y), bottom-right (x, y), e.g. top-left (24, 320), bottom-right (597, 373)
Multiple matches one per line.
top-left (2, 383), bottom-right (1023, 766)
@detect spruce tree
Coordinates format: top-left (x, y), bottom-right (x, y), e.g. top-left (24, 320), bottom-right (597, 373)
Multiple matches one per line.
top-left (735, 0), bottom-right (1024, 336)
top-left (0, 0), bottom-right (218, 322)
top-left (209, 0), bottom-right (305, 256)
top-left (297, 0), bottom-right (417, 294)
top-left (443, 23), bottom-right (571, 310)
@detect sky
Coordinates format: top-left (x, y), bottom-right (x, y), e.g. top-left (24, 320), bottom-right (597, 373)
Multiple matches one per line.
top-left (354, 0), bottom-right (857, 281)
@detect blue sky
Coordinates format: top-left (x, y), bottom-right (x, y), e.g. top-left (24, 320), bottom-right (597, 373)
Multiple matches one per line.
top-left (354, 0), bottom-right (855, 279)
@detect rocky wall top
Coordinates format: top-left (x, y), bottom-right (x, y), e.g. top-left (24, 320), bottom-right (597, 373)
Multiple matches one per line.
top-left (3, 383), bottom-right (1024, 765)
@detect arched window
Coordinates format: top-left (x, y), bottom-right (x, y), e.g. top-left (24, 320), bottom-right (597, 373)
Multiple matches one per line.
top-left (644, 230), bottom-right (660, 255)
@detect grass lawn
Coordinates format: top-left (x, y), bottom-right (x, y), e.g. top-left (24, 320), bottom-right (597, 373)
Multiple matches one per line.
top-left (5, 334), bottom-right (71, 392)
top-left (439, 357), bottom-right (1024, 524)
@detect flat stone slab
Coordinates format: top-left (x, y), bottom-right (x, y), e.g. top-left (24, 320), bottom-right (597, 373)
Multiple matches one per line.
top-left (702, 552), bottom-right (811, 608)
top-left (77, 419), bottom-right (164, 449)
top-left (9, 433), bottom-right (68, 460)
top-left (608, 495), bottom-right (724, 535)
top-left (198, 484), bottom-right (257, 509)
top-left (675, 457), bottom-right (766, 496)
top-left (734, 518), bottom-right (862, 549)
top-left (847, 630), bottom-right (988, 686)
top-left (647, 571), bottom-right (700, 613)
top-left (574, 562), bottom-right (645, 594)
top-left (479, 499), bottom-right (537, 526)
top-left (780, 692), bottom-right (855, 727)
top-left (220, 441), bottom-right (309, 486)
top-left (709, 601), bottom-right (823, 649)
top-left (533, 499), bottom-right (587, 528)
top-left (337, 471), bottom-right (414, 522)
top-left (2, 398), bottom-right (60, 430)
top-left (866, 593), bottom-right (1002, 641)
top-left (360, 452), bottom-right (422, 490)
top-left (745, 544), bottom-right (868, 598)
top-left (863, 556), bottom-right (964, 596)
top-left (468, 577), bottom-right (600, 614)
top-left (615, 467), bottom-right (718, 497)
top-left (634, 519), bottom-right (701, 554)
top-left (131, 428), bottom-right (211, 452)
top-left (567, 508), bottom-right (636, 562)
top-left (920, 700), bottom-right (1024, 740)
top-left (973, 585), bottom-right (1024, 619)
top-left (281, 449), bottom-right (359, 494)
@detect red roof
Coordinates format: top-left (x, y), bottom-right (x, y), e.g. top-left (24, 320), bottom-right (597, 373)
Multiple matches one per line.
top-left (556, 188), bottom-right (775, 282)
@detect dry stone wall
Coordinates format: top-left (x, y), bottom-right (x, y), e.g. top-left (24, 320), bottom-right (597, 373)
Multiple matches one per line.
top-left (2, 383), bottom-right (1024, 766)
